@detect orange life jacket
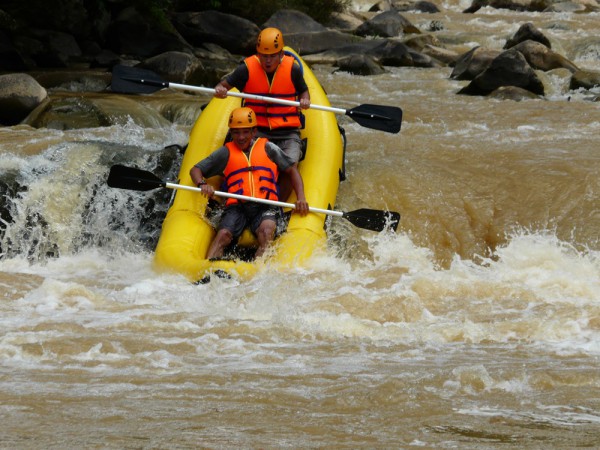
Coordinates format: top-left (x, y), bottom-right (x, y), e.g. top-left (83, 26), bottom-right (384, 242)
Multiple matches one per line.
top-left (243, 54), bottom-right (302, 129)
top-left (223, 137), bottom-right (279, 206)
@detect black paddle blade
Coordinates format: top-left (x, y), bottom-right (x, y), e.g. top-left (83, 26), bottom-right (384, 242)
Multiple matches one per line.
top-left (107, 165), bottom-right (165, 191)
top-left (346, 104), bottom-right (402, 134)
top-left (343, 208), bottom-right (401, 232)
top-left (111, 65), bottom-right (168, 94)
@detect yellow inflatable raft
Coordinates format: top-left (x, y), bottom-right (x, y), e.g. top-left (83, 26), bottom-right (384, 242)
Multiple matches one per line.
top-left (152, 48), bottom-right (344, 281)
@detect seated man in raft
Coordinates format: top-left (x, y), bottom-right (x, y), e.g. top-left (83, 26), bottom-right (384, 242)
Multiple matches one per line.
top-left (190, 106), bottom-right (309, 259)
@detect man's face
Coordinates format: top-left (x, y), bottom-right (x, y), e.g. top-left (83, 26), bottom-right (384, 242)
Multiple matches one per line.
top-left (257, 51), bottom-right (282, 74)
top-left (230, 127), bottom-right (256, 151)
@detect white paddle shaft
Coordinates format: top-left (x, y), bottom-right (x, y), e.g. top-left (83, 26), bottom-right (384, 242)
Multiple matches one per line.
top-left (165, 182), bottom-right (343, 218)
top-left (165, 82), bottom-right (346, 115)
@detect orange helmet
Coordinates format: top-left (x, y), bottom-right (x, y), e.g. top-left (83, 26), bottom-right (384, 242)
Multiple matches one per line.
top-left (228, 107), bottom-right (257, 129)
top-left (256, 27), bottom-right (284, 55)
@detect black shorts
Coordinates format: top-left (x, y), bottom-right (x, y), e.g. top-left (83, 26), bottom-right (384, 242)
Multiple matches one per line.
top-left (219, 202), bottom-right (284, 239)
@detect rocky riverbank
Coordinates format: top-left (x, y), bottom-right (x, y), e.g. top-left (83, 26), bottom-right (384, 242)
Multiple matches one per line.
top-left (1, 0), bottom-right (599, 126)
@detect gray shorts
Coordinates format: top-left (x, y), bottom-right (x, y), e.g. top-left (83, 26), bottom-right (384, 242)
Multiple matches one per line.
top-left (257, 130), bottom-right (303, 163)
top-left (219, 202), bottom-right (285, 239)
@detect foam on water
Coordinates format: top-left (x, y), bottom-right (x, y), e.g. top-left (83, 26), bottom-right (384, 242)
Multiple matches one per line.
top-left (2, 223), bottom-right (597, 378)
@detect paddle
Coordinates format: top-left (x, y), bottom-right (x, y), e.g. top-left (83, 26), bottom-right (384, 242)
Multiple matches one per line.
top-left (107, 165), bottom-right (400, 232)
top-left (111, 64), bottom-right (402, 134)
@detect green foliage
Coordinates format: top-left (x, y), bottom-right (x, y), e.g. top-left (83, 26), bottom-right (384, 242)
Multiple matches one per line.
top-left (171, 0), bottom-right (351, 25)
top-left (133, 0), bottom-right (176, 32)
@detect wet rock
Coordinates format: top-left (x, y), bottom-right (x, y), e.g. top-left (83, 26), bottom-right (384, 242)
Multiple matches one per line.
top-left (422, 44), bottom-right (461, 66)
top-left (393, 0), bottom-right (442, 12)
top-left (355, 10), bottom-right (420, 38)
top-left (302, 40), bottom-right (389, 65)
top-left (367, 40), bottom-right (418, 66)
top-left (504, 22), bottom-right (551, 49)
top-left (137, 50), bottom-right (232, 89)
top-left (0, 41), bottom-right (29, 71)
top-left (335, 54), bottom-right (387, 75)
top-left (91, 49), bottom-right (121, 69)
top-left (264, 9), bottom-right (328, 33)
top-left (171, 10), bottom-right (259, 56)
top-left (0, 72), bottom-right (47, 125)
top-left (301, 38), bottom-right (431, 68)
top-left (105, 7), bottom-right (192, 58)
top-left (369, 0), bottom-right (395, 11)
top-left (22, 94), bottom-right (172, 130)
top-left (27, 30), bottom-right (82, 68)
top-left (569, 69), bottom-right (600, 90)
top-left (458, 48), bottom-right (545, 96)
top-left (511, 40), bottom-right (578, 72)
top-left (488, 85), bottom-right (542, 100)
top-left (29, 70), bottom-right (111, 92)
top-left (543, 1), bottom-right (589, 11)
top-left (326, 12), bottom-right (365, 32)
top-left (404, 34), bottom-right (443, 52)
top-left (285, 30), bottom-right (362, 55)
top-left (264, 9), bottom-right (359, 55)
top-left (138, 51), bottom-right (202, 84)
top-left (463, 0), bottom-right (542, 13)
top-left (451, 47), bottom-right (502, 80)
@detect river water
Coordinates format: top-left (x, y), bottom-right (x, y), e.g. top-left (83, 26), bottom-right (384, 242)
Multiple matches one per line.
top-left (1, 1), bottom-right (599, 448)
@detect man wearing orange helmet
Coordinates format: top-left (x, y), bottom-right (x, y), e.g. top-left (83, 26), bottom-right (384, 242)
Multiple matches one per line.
top-left (190, 107), bottom-right (309, 260)
top-left (214, 27), bottom-right (310, 202)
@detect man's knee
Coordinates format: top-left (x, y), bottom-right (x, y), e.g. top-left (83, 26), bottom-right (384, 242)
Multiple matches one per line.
top-left (256, 221), bottom-right (276, 240)
top-left (216, 228), bottom-right (234, 246)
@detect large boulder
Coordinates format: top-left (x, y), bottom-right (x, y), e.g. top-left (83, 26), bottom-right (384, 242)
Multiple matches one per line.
top-left (569, 69), bottom-right (600, 90)
top-left (504, 22), bottom-right (552, 49)
top-left (284, 31), bottom-right (363, 55)
top-left (458, 48), bottom-right (545, 96)
top-left (355, 10), bottom-right (420, 37)
top-left (0, 11), bottom-right (30, 70)
top-left (138, 51), bottom-right (202, 84)
top-left (326, 12), bottom-right (365, 32)
top-left (451, 47), bottom-right (502, 80)
top-left (23, 95), bottom-right (172, 130)
top-left (368, 39), bottom-right (436, 67)
top-left (392, 0), bottom-right (442, 12)
top-left (263, 9), bottom-right (328, 33)
top-left (488, 85), bottom-right (542, 100)
top-left (170, 10), bottom-right (259, 56)
top-left (0, 73), bottom-right (47, 125)
top-left (23, 30), bottom-right (82, 68)
top-left (335, 54), bottom-right (387, 75)
top-left (137, 49), bottom-right (232, 87)
top-left (3, 1), bottom-right (110, 68)
top-left (0, 40), bottom-right (29, 71)
top-left (463, 0), bottom-right (543, 13)
top-left (105, 7), bottom-right (192, 58)
top-left (511, 40), bottom-right (579, 72)
top-left (301, 38), bottom-right (433, 68)
top-left (264, 9), bottom-right (360, 55)
top-left (422, 44), bottom-right (461, 65)
top-left (302, 40), bottom-right (388, 65)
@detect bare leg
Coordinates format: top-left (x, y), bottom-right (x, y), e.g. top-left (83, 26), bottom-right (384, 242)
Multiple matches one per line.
top-left (206, 229), bottom-right (233, 259)
top-left (254, 219), bottom-right (277, 257)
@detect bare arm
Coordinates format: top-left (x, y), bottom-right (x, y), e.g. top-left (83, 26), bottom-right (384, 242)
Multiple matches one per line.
top-left (298, 89), bottom-right (310, 109)
top-left (284, 166), bottom-right (309, 215)
top-left (214, 80), bottom-right (233, 99)
top-left (190, 166), bottom-right (214, 197)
